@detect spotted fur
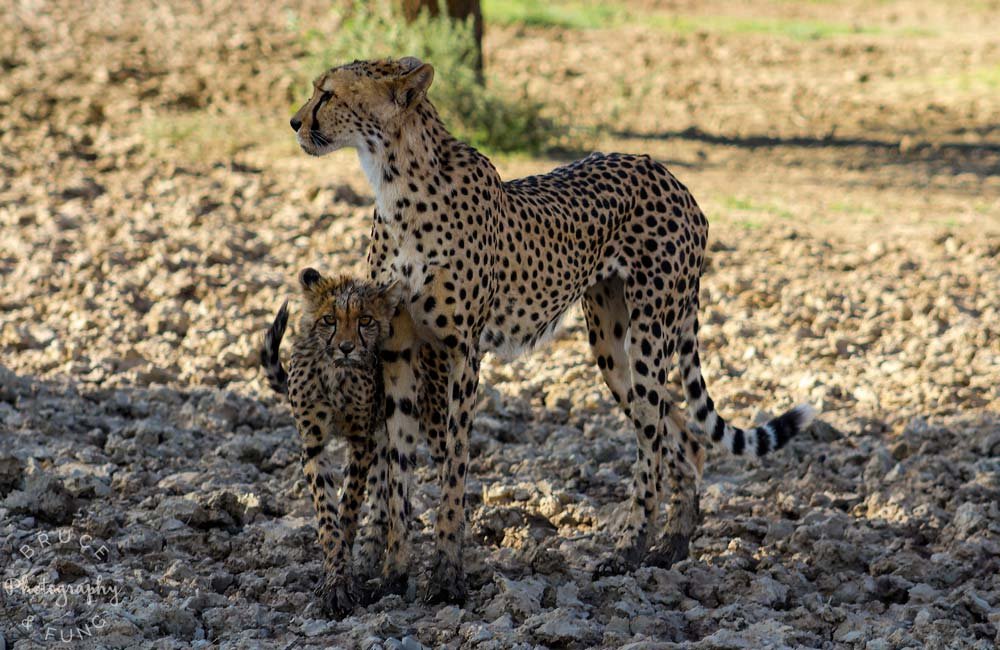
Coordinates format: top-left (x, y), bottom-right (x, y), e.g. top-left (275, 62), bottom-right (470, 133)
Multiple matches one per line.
top-left (291, 57), bottom-right (816, 604)
top-left (259, 268), bottom-right (402, 614)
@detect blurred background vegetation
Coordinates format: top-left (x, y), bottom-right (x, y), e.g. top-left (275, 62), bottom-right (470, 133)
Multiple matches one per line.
top-left (302, 1), bottom-right (563, 154)
top-left (290, 0), bottom-right (951, 155)
top-left (129, 0), bottom-right (1000, 182)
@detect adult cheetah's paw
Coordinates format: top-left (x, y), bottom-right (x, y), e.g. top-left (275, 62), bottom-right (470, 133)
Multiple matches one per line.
top-left (317, 573), bottom-right (361, 618)
top-left (422, 552), bottom-right (467, 605)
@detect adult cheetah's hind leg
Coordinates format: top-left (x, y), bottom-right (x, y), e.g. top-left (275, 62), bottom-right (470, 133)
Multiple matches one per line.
top-left (646, 401), bottom-right (705, 568)
top-left (646, 291), bottom-right (816, 567)
top-left (582, 278), bottom-right (663, 576)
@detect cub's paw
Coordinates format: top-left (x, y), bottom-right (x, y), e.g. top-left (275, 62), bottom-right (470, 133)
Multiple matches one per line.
top-left (593, 551), bottom-right (639, 579)
top-left (593, 539), bottom-right (645, 579)
top-left (646, 496), bottom-right (700, 568)
top-left (354, 533), bottom-right (386, 581)
top-left (317, 573), bottom-right (360, 617)
top-left (364, 569), bottom-right (409, 604)
top-left (643, 532), bottom-right (691, 569)
top-left (422, 553), bottom-right (467, 605)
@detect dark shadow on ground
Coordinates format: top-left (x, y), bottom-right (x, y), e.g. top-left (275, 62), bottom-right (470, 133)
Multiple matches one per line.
top-left (613, 126), bottom-right (1000, 179)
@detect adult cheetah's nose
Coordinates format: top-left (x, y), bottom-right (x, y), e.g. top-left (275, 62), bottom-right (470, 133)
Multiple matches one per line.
top-left (290, 117), bottom-right (302, 132)
top-left (339, 340), bottom-right (355, 354)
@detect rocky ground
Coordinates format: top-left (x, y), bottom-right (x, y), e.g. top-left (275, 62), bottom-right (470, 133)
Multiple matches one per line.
top-left (2, 0), bottom-right (999, 648)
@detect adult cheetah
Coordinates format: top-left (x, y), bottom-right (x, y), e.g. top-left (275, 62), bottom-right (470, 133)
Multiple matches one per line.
top-left (260, 268), bottom-right (403, 613)
top-left (290, 57), bottom-right (815, 604)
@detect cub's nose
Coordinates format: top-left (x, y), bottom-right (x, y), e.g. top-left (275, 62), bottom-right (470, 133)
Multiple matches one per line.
top-left (339, 341), bottom-right (355, 354)
top-left (290, 117), bottom-right (302, 132)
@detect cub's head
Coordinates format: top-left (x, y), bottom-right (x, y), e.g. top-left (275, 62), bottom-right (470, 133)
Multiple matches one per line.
top-left (290, 57), bottom-right (435, 156)
top-left (297, 268), bottom-right (403, 368)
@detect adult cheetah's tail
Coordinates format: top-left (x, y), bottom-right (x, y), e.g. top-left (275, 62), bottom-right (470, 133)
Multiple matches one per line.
top-left (678, 310), bottom-right (815, 457)
top-left (260, 300), bottom-right (290, 395)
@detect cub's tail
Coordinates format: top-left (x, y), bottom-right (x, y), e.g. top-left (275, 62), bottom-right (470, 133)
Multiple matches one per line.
top-left (260, 300), bottom-right (290, 395)
top-left (678, 307), bottom-right (815, 457)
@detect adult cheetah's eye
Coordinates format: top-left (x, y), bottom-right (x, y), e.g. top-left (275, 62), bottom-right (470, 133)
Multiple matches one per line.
top-left (359, 315), bottom-right (373, 327)
top-left (322, 315), bottom-right (337, 329)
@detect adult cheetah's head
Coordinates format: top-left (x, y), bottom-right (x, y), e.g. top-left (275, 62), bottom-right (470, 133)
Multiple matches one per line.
top-left (290, 57), bottom-right (434, 157)
top-left (297, 268), bottom-right (402, 368)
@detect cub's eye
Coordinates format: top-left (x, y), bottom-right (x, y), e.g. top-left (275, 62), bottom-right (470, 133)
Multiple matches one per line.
top-left (358, 316), bottom-right (373, 327)
top-left (322, 315), bottom-right (337, 327)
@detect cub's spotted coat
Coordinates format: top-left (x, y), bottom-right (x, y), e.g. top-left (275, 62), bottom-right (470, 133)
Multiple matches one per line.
top-left (260, 268), bottom-right (401, 613)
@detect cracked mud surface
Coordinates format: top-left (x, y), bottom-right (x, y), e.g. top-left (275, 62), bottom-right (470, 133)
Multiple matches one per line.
top-left (1, 1), bottom-right (998, 647)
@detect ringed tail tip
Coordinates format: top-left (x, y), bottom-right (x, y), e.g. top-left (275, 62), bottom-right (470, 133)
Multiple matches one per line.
top-left (791, 403), bottom-right (816, 430)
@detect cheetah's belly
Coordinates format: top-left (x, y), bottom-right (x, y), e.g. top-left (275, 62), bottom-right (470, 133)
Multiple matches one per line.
top-left (478, 258), bottom-right (619, 362)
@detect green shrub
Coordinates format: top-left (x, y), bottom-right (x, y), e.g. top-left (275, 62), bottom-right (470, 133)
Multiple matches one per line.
top-left (484, 0), bottom-right (628, 30)
top-left (302, 0), bottom-right (563, 154)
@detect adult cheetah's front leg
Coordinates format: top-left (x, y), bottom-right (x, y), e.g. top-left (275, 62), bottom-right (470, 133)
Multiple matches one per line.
top-left (424, 347), bottom-right (480, 604)
top-left (377, 308), bottom-right (421, 598)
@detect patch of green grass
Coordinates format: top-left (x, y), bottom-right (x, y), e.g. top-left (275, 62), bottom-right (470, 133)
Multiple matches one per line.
top-left (651, 14), bottom-right (882, 40)
top-left (486, 1), bottom-right (928, 40)
top-left (724, 195), bottom-right (795, 219)
top-left (724, 196), bottom-right (757, 211)
top-left (735, 218), bottom-right (764, 230)
top-left (304, 1), bottom-right (565, 154)
top-left (484, 0), bottom-right (890, 39)
top-left (898, 26), bottom-right (938, 37)
top-left (484, 0), bottom-right (627, 29)
top-left (829, 201), bottom-right (877, 216)
top-left (950, 64), bottom-right (1000, 91)
top-left (898, 63), bottom-right (999, 96)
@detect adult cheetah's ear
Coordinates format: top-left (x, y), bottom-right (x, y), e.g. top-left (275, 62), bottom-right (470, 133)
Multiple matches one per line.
top-left (392, 62), bottom-right (434, 110)
top-left (398, 56), bottom-right (423, 72)
top-left (298, 267), bottom-right (322, 290)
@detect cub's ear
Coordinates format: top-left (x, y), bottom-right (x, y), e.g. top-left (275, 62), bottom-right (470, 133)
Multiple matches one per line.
top-left (298, 267), bottom-right (322, 290)
top-left (392, 63), bottom-right (434, 110)
top-left (380, 280), bottom-right (407, 312)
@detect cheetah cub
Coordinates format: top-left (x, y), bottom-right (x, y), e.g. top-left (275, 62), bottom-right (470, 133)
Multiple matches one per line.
top-left (260, 267), bottom-right (402, 615)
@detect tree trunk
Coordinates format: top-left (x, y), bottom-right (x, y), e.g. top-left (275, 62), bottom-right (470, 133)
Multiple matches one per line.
top-left (399, 0), bottom-right (484, 80)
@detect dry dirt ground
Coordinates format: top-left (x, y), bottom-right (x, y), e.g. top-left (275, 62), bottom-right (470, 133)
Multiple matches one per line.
top-left (2, 1), bottom-right (999, 648)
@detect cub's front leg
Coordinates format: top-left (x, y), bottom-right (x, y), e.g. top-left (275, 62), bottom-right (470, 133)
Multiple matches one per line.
top-left (291, 401), bottom-right (373, 616)
top-left (354, 427), bottom-right (389, 580)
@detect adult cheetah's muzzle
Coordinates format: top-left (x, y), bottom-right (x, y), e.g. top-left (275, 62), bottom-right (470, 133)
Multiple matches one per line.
top-left (310, 130), bottom-right (330, 148)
